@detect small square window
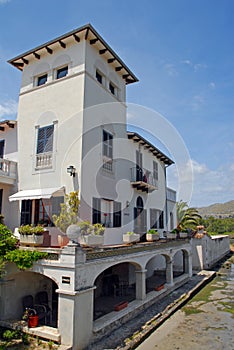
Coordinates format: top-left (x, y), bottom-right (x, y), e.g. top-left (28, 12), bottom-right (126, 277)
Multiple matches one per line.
top-left (56, 66), bottom-right (68, 79)
top-left (96, 70), bottom-right (103, 84)
top-left (109, 82), bottom-right (115, 95)
top-left (37, 74), bottom-right (47, 86)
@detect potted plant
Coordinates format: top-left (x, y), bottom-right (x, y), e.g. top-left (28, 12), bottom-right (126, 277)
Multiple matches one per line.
top-left (179, 230), bottom-right (188, 238)
top-left (79, 222), bottom-right (105, 246)
top-left (166, 229), bottom-right (177, 239)
top-left (146, 229), bottom-right (159, 242)
top-left (22, 308), bottom-right (39, 328)
top-left (123, 231), bottom-right (140, 243)
top-left (52, 191), bottom-right (80, 247)
top-left (19, 225), bottom-right (44, 247)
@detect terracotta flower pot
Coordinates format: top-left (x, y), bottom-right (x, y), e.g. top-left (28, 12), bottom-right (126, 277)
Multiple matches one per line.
top-left (114, 301), bottom-right (128, 311)
top-left (28, 315), bottom-right (39, 328)
top-left (155, 284), bottom-right (164, 291)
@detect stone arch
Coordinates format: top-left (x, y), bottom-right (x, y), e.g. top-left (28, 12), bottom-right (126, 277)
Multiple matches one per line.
top-left (91, 260), bottom-right (142, 286)
top-left (33, 62), bottom-right (50, 77)
top-left (0, 270), bottom-right (58, 327)
top-left (172, 248), bottom-right (190, 276)
top-left (52, 54), bottom-right (72, 70)
top-left (93, 261), bottom-right (141, 319)
top-left (145, 253), bottom-right (170, 293)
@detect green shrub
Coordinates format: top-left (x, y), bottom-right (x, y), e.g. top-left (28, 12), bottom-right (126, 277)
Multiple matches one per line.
top-left (3, 329), bottom-right (20, 341)
top-left (52, 191), bottom-right (80, 233)
top-left (5, 250), bottom-right (48, 270)
top-left (147, 229), bottom-right (158, 234)
top-left (0, 224), bottom-right (17, 256)
top-left (18, 225), bottom-right (44, 235)
top-left (93, 223), bottom-right (105, 235)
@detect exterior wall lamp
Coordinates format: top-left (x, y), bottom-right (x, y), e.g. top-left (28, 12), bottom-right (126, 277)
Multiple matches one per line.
top-left (126, 200), bottom-right (130, 207)
top-left (67, 165), bottom-right (76, 177)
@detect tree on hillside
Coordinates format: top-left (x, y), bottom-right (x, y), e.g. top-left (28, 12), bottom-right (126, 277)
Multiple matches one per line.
top-left (176, 201), bottom-right (201, 231)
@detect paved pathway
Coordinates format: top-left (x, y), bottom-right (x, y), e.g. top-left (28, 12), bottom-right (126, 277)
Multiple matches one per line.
top-left (87, 274), bottom-right (206, 350)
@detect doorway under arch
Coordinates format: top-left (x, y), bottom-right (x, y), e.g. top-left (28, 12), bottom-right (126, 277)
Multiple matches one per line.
top-left (0, 271), bottom-right (58, 328)
top-left (93, 262), bottom-right (137, 319)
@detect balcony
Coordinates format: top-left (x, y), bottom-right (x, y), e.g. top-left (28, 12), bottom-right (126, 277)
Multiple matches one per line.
top-left (35, 152), bottom-right (53, 169)
top-left (0, 158), bottom-right (17, 185)
top-left (130, 167), bottom-right (157, 193)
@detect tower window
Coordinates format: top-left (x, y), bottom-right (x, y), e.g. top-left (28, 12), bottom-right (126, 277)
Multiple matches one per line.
top-left (96, 70), bottom-right (103, 84)
top-left (56, 66), bottom-right (68, 79)
top-left (109, 82), bottom-right (115, 95)
top-left (37, 74), bottom-right (47, 86)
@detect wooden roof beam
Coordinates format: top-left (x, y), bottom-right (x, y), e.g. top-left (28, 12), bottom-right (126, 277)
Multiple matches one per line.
top-left (59, 40), bottom-right (66, 49)
top-left (85, 28), bottom-right (89, 40)
top-left (99, 48), bottom-right (108, 55)
top-left (73, 34), bottom-right (80, 42)
top-left (90, 38), bottom-right (98, 45)
top-left (115, 66), bottom-right (123, 72)
top-left (108, 57), bottom-right (115, 63)
top-left (33, 52), bottom-right (40, 60)
top-left (46, 46), bottom-right (53, 54)
top-left (22, 58), bottom-right (29, 65)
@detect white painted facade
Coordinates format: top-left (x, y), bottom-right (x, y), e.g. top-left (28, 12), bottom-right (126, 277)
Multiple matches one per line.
top-left (0, 121), bottom-right (19, 230)
top-left (8, 24), bottom-right (176, 245)
top-left (0, 24), bottom-right (229, 350)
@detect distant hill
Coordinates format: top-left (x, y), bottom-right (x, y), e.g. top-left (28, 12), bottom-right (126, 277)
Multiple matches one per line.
top-left (197, 200), bottom-right (234, 218)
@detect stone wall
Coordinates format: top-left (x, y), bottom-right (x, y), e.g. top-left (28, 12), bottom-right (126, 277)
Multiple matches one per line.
top-left (191, 234), bottom-right (230, 270)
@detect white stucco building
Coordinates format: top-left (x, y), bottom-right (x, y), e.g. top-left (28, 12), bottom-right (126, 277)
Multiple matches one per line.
top-left (0, 24), bottom-right (201, 350)
top-left (0, 120), bottom-right (18, 230)
top-left (7, 23), bottom-right (176, 245)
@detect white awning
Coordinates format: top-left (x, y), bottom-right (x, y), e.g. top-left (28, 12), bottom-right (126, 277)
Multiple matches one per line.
top-left (9, 187), bottom-right (65, 202)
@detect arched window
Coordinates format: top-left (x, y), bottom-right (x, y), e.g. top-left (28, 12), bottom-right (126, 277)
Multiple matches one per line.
top-left (136, 196), bottom-right (144, 209)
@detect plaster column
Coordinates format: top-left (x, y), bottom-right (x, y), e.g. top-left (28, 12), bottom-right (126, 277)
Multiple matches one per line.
top-left (185, 251), bottom-right (193, 277)
top-left (166, 258), bottom-right (174, 286)
top-left (135, 269), bottom-right (147, 300)
top-left (57, 286), bottom-right (95, 349)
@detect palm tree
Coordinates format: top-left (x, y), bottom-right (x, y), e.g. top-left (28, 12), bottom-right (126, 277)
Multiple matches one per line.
top-left (176, 201), bottom-right (201, 231)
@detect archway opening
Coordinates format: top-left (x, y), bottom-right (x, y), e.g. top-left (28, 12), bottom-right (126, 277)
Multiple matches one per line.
top-left (93, 262), bottom-right (137, 320)
top-left (145, 254), bottom-right (167, 293)
top-left (173, 250), bottom-right (188, 278)
top-left (134, 196), bottom-right (147, 236)
top-left (0, 271), bottom-right (58, 328)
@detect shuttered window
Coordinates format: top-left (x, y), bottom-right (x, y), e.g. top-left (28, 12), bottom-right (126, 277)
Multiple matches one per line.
top-left (153, 161), bottom-right (158, 181)
top-left (92, 197), bottom-right (101, 224)
top-left (103, 130), bottom-right (113, 159)
top-left (20, 200), bottom-right (32, 225)
top-left (113, 201), bottom-right (121, 227)
top-left (37, 125), bottom-right (54, 154)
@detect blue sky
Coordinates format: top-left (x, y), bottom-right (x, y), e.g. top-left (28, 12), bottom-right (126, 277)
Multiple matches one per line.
top-left (0, 0), bottom-right (233, 207)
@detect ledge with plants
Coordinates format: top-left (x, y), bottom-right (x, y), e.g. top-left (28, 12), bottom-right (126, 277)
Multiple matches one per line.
top-left (18, 225), bottom-right (45, 247)
top-left (0, 223), bottom-right (48, 276)
top-left (78, 221), bottom-right (105, 246)
top-left (146, 229), bottom-right (159, 242)
top-left (123, 231), bottom-right (140, 243)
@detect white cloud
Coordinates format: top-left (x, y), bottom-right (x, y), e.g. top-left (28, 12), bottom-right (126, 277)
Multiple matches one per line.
top-left (181, 60), bottom-right (192, 66)
top-left (167, 159), bottom-right (234, 207)
top-left (191, 94), bottom-right (204, 110)
top-left (181, 59), bottom-right (207, 72)
top-left (209, 82), bottom-right (216, 89)
top-left (0, 100), bottom-right (18, 119)
top-left (0, 0), bottom-right (11, 3)
top-left (164, 64), bottom-right (178, 77)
